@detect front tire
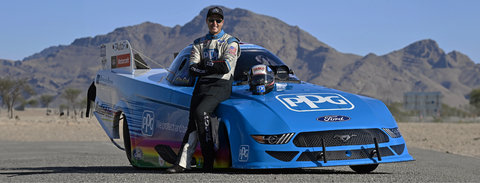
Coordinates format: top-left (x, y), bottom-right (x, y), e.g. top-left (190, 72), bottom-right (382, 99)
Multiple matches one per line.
top-left (216, 123), bottom-right (232, 168)
top-left (349, 164), bottom-right (379, 173)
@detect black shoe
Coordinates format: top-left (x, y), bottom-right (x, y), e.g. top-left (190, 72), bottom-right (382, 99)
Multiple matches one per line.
top-left (166, 165), bottom-right (185, 173)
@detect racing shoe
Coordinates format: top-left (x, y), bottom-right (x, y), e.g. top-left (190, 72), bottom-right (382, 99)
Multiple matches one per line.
top-left (166, 165), bottom-right (185, 173)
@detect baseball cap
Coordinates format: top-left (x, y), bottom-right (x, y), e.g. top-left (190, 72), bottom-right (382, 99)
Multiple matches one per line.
top-left (207, 7), bottom-right (223, 19)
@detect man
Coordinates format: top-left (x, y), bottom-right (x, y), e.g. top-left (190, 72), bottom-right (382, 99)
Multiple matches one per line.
top-left (166, 7), bottom-right (240, 173)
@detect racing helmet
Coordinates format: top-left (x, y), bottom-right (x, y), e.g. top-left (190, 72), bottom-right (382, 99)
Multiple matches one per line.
top-left (248, 65), bottom-right (275, 95)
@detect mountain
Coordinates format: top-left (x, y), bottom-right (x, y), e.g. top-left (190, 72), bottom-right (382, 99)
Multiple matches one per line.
top-left (334, 40), bottom-right (479, 106)
top-left (1, 6), bottom-right (479, 108)
top-left (22, 45), bottom-right (68, 61)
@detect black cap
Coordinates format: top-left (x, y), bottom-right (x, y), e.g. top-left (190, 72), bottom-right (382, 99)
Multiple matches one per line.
top-left (207, 7), bottom-right (223, 19)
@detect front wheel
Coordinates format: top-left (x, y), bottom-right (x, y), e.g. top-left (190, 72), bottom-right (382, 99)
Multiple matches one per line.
top-left (349, 164), bottom-right (379, 173)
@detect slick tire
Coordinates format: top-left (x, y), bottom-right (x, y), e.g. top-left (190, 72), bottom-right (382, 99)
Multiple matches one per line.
top-left (122, 114), bottom-right (133, 164)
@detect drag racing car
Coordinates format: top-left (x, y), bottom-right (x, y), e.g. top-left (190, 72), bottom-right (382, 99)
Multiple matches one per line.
top-left (87, 40), bottom-right (414, 173)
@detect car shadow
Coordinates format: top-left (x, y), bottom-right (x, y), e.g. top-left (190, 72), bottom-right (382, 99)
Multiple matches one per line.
top-left (0, 166), bottom-right (390, 177)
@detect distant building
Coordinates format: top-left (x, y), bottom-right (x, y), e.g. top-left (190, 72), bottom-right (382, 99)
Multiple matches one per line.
top-left (403, 92), bottom-right (442, 116)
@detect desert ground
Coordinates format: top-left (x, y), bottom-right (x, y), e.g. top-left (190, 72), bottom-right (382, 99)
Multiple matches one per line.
top-left (1, 108), bottom-right (479, 159)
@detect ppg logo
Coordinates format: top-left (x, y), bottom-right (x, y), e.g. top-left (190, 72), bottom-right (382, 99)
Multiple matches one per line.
top-left (141, 110), bottom-right (155, 137)
top-left (238, 145), bottom-right (249, 162)
top-left (203, 49), bottom-right (219, 60)
top-left (276, 93), bottom-right (355, 112)
top-left (256, 85), bottom-right (265, 93)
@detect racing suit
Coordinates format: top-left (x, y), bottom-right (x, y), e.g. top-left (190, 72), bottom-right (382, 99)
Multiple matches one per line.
top-left (175, 30), bottom-right (240, 171)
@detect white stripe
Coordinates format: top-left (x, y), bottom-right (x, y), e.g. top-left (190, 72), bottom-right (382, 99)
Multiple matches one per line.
top-left (178, 130), bottom-right (198, 169)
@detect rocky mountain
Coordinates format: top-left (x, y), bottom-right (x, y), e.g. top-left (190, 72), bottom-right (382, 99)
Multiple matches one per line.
top-left (22, 45), bottom-right (68, 61)
top-left (1, 6), bottom-right (479, 108)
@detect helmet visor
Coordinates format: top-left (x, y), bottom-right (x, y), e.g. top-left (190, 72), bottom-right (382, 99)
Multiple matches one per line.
top-left (250, 65), bottom-right (274, 85)
top-left (251, 74), bottom-right (274, 86)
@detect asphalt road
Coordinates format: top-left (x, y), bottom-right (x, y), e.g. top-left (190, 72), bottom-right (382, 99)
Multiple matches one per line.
top-left (1, 141), bottom-right (480, 182)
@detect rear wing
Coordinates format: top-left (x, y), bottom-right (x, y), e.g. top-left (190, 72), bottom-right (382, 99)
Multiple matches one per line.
top-left (100, 40), bottom-right (149, 74)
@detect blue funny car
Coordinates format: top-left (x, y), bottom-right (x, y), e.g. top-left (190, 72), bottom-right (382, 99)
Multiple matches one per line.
top-left (87, 40), bottom-right (414, 173)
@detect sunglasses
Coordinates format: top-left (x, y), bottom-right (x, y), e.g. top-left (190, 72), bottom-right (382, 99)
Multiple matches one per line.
top-left (207, 18), bottom-right (223, 24)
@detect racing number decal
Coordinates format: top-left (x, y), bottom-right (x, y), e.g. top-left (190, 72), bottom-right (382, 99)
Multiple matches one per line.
top-left (141, 110), bottom-right (155, 137)
top-left (238, 145), bottom-right (249, 162)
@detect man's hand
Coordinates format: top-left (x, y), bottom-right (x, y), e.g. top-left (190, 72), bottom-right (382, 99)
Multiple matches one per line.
top-left (201, 57), bottom-right (213, 68)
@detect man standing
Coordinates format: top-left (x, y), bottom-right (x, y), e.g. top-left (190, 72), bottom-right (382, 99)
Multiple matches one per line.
top-left (166, 7), bottom-right (240, 173)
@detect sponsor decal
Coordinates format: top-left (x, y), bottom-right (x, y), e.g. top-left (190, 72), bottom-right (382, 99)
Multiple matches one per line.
top-left (238, 145), bottom-right (249, 162)
top-left (229, 46), bottom-right (236, 56)
top-left (100, 44), bottom-right (106, 57)
top-left (116, 53), bottom-right (131, 68)
top-left (141, 110), bottom-right (155, 137)
top-left (317, 115), bottom-right (351, 122)
top-left (276, 93), bottom-right (355, 112)
top-left (252, 65), bottom-right (267, 75)
top-left (111, 56), bottom-right (117, 68)
top-left (96, 75), bottom-right (114, 85)
top-left (334, 134), bottom-right (357, 142)
top-left (190, 48), bottom-right (195, 55)
top-left (96, 74), bottom-right (100, 84)
top-left (256, 85), bottom-right (265, 93)
top-left (202, 40), bottom-right (210, 47)
top-left (101, 58), bottom-right (107, 70)
top-left (156, 122), bottom-right (188, 134)
top-left (203, 49), bottom-right (218, 60)
top-left (218, 40), bottom-right (225, 43)
top-left (94, 102), bottom-right (116, 119)
top-left (133, 148), bottom-right (144, 160)
top-left (158, 156), bottom-right (165, 166)
top-left (110, 54), bottom-right (131, 69)
top-left (197, 157), bottom-right (202, 168)
top-left (190, 66), bottom-right (206, 74)
top-left (204, 112), bottom-right (211, 142)
top-left (206, 59), bottom-right (214, 67)
top-left (113, 41), bottom-right (128, 51)
top-left (174, 76), bottom-right (191, 85)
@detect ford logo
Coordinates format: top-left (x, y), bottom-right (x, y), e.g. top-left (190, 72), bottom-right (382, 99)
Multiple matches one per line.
top-left (317, 115), bottom-right (351, 122)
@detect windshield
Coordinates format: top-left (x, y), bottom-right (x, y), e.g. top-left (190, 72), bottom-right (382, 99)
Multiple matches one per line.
top-left (234, 49), bottom-right (287, 81)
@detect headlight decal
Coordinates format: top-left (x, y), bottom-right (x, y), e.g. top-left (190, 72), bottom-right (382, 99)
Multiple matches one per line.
top-left (251, 133), bottom-right (295, 144)
top-left (278, 133), bottom-right (295, 144)
top-left (382, 127), bottom-right (402, 138)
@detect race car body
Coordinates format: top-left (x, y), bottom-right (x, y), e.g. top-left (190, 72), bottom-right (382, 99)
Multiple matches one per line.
top-left (88, 40), bottom-right (414, 173)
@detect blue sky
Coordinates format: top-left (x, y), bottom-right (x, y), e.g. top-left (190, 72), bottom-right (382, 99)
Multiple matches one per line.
top-left (1, 0), bottom-right (479, 63)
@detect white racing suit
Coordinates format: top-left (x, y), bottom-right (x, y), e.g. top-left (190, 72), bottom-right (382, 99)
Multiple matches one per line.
top-left (176, 30), bottom-right (240, 171)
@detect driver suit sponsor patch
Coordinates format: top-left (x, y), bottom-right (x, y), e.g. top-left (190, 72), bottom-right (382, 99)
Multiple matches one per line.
top-left (276, 93), bottom-right (355, 112)
top-left (229, 46), bottom-right (236, 56)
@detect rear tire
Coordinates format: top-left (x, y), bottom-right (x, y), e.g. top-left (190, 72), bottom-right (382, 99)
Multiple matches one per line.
top-left (122, 114), bottom-right (133, 164)
top-left (122, 114), bottom-right (149, 170)
top-left (349, 164), bottom-right (379, 173)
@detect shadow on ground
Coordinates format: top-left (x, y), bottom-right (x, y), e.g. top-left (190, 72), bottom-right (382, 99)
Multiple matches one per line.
top-left (0, 166), bottom-right (389, 177)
